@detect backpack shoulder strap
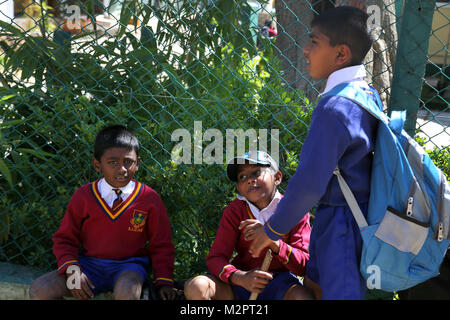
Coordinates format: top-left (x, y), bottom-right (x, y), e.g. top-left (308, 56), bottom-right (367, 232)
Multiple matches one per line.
top-left (324, 82), bottom-right (381, 229)
top-left (325, 82), bottom-right (409, 136)
top-left (333, 167), bottom-right (368, 229)
top-left (323, 82), bottom-right (388, 124)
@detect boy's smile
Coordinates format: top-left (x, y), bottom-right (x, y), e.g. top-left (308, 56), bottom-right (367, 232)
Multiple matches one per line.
top-left (93, 147), bottom-right (140, 188)
top-left (236, 164), bottom-right (281, 210)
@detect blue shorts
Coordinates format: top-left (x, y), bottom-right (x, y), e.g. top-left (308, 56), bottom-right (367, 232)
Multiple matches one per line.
top-left (306, 204), bottom-right (367, 300)
top-left (232, 271), bottom-right (302, 300)
top-left (78, 255), bottom-right (149, 296)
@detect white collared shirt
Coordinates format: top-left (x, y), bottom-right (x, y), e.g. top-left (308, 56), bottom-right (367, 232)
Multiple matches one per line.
top-left (320, 64), bottom-right (369, 96)
top-left (98, 178), bottom-right (135, 208)
top-left (237, 190), bottom-right (282, 224)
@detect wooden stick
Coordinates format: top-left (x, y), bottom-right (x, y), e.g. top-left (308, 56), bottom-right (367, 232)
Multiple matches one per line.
top-left (249, 249), bottom-right (273, 300)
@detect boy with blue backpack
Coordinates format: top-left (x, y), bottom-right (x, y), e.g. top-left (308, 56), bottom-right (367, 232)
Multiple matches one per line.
top-left (250, 5), bottom-right (449, 299)
top-left (249, 5), bottom-right (377, 300)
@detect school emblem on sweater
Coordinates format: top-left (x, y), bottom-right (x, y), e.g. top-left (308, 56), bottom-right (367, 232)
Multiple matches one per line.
top-left (128, 210), bottom-right (147, 232)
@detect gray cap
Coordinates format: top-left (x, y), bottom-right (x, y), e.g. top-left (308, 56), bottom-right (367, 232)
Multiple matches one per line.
top-left (226, 150), bottom-right (279, 182)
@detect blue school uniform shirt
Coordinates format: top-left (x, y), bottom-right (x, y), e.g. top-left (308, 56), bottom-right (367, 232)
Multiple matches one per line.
top-left (265, 65), bottom-right (379, 239)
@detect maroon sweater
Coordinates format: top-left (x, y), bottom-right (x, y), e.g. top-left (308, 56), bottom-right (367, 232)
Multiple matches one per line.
top-left (53, 179), bottom-right (175, 287)
top-left (206, 198), bottom-right (311, 283)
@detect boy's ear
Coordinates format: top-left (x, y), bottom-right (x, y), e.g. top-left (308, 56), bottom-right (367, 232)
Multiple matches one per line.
top-left (274, 170), bottom-right (282, 186)
top-left (136, 157), bottom-right (141, 170)
top-left (336, 44), bottom-right (352, 67)
top-left (92, 158), bottom-right (101, 173)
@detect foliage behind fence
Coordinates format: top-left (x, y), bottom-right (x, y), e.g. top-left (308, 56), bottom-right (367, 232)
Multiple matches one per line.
top-left (0, 0), bottom-right (448, 280)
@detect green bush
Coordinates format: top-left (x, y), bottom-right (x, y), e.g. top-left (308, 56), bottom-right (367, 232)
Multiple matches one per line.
top-left (415, 136), bottom-right (450, 181)
top-left (427, 146), bottom-right (450, 181)
top-left (0, 1), bottom-right (312, 279)
top-left (2, 1), bottom-right (446, 282)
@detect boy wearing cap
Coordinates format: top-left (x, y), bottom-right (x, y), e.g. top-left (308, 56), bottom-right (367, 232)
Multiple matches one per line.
top-left (184, 151), bottom-right (312, 300)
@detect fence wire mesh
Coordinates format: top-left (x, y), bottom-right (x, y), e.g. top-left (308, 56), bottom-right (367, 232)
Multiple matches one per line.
top-left (0, 0), bottom-right (448, 281)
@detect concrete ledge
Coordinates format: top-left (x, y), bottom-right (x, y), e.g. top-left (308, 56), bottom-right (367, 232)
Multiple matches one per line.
top-left (0, 280), bottom-right (115, 300)
top-left (0, 281), bottom-right (30, 300)
top-left (0, 262), bottom-right (115, 300)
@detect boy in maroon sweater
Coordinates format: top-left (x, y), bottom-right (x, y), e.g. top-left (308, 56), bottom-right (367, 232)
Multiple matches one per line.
top-left (184, 151), bottom-right (312, 300)
top-left (30, 125), bottom-right (176, 300)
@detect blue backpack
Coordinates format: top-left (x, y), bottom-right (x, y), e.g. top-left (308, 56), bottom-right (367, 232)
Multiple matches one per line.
top-left (325, 82), bottom-right (450, 292)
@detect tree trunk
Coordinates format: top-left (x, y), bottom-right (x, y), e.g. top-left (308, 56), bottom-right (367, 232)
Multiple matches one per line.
top-left (274, 0), bottom-right (320, 99)
top-left (273, 0), bottom-right (398, 106)
top-left (363, 0), bottom-right (398, 111)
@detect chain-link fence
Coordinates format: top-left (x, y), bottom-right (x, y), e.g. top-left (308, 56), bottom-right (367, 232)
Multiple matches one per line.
top-left (0, 0), bottom-right (448, 282)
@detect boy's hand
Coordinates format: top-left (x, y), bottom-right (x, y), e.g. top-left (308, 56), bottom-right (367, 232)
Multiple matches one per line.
top-left (230, 269), bottom-right (273, 294)
top-left (239, 219), bottom-right (279, 257)
top-left (158, 285), bottom-right (177, 300)
top-left (66, 270), bottom-right (95, 300)
top-left (239, 219), bottom-right (263, 241)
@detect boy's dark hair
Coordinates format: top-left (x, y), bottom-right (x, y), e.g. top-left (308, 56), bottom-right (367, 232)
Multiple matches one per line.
top-left (312, 6), bottom-right (373, 65)
top-left (94, 125), bottom-right (139, 160)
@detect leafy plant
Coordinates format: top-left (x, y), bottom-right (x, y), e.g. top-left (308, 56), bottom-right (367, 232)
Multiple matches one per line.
top-left (415, 135), bottom-right (450, 181)
top-left (21, 0), bottom-right (57, 37)
top-left (0, 0), bottom-right (313, 279)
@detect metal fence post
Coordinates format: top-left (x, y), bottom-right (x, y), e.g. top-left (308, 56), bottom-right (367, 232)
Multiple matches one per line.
top-left (388, 0), bottom-right (437, 137)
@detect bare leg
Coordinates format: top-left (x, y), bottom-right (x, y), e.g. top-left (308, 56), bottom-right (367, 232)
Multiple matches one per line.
top-left (304, 276), bottom-right (322, 300)
top-left (113, 270), bottom-right (143, 300)
top-left (283, 283), bottom-right (314, 300)
top-left (184, 274), bottom-right (235, 300)
top-left (29, 270), bottom-right (71, 300)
